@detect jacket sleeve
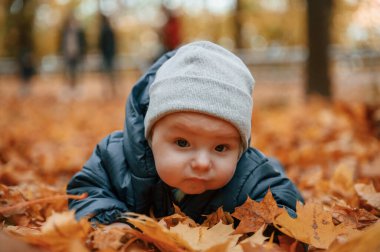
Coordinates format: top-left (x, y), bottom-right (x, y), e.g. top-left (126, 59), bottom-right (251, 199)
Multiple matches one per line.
top-left (236, 149), bottom-right (304, 218)
top-left (66, 133), bottom-right (129, 224)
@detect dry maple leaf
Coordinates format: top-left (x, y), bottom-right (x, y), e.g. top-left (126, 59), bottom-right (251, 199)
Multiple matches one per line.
top-left (239, 228), bottom-right (284, 252)
top-left (232, 189), bottom-right (284, 234)
top-left (354, 183), bottom-right (380, 211)
top-left (328, 221), bottom-right (380, 252)
top-left (90, 225), bottom-right (131, 251)
top-left (6, 211), bottom-right (91, 252)
top-left (170, 221), bottom-right (240, 251)
top-left (160, 213), bottom-right (198, 228)
top-left (156, 204), bottom-right (197, 228)
top-left (202, 207), bottom-right (234, 228)
top-left (126, 213), bottom-right (196, 251)
top-left (238, 224), bottom-right (268, 249)
top-left (329, 163), bottom-right (356, 200)
top-left (277, 235), bottom-right (305, 252)
top-left (331, 204), bottom-right (378, 229)
top-left (273, 201), bottom-right (356, 249)
top-left (126, 213), bottom-right (241, 252)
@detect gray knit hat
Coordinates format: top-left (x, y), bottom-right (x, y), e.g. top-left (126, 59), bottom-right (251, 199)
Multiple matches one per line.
top-left (144, 41), bottom-right (255, 151)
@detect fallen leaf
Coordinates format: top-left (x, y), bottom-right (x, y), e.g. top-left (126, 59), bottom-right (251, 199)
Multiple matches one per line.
top-left (127, 213), bottom-right (241, 252)
top-left (7, 211), bottom-right (92, 252)
top-left (0, 231), bottom-right (42, 252)
top-left (90, 225), bottom-right (131, 251)
top-left (170, 221), bottom-right (240, 251)
top-left (354, 183), bottom-right (380, 210)
top-left (329, 163), bottom-right (356, 199)
top-left (331, 204), bottom-right (378, 229)
top-left (202, 207), bottom-right (234, 228)
top-left (126, 213), bottom-right (189, 252)
top-left (328, 221), bottom-right (380, 252)
top-left (273, 201), bottom-right (354, 249)
top-left (232, 189), bottom-right (284, 234)
top-left (160, 213), bottom-right (197, 228)
top-left (277, 235), bottom-right (305, 252)
top-left (239, 224), bottom-right (268, 250)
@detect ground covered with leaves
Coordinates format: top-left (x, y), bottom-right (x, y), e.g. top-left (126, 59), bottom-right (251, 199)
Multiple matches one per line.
top-left (0, 93), bottom-right (380, 252)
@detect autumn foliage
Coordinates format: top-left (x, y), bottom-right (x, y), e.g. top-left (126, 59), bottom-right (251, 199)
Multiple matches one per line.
top-left (0, 95), bottom-right (379, 251)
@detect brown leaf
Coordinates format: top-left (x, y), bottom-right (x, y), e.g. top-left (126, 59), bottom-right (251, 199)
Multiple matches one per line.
top-left (202, 207), bottom-right (234, 228)
top-left (160, 213), bottom-right (197, 228)
top-left (331, 204), bottom-right (378, 229)
top-left (232, 189), bottom-right (284, 234)
top-left (277, 235), bottom-right (305, 252)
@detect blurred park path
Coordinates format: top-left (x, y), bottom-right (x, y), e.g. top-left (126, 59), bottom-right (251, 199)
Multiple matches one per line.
top-left (0, 64), bottom-right (378, 106)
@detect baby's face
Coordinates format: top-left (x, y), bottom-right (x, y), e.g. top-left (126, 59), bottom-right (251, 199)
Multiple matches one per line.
top-left (150, 112), bottom-right (241, 194)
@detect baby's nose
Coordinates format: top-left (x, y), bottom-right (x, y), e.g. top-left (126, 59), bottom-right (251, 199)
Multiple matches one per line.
top-left (191, 151), bottom-right (211, 172)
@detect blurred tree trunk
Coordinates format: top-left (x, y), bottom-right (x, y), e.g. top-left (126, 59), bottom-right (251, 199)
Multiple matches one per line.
top-left (234, 0), bottom-right (243, 49)
top-left (4, 0), bottom-right (36, 57)
top-left (306, 0), bottom-right (333, 97)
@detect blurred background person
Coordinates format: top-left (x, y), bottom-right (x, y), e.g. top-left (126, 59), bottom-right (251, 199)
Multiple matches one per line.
top-left (99, 14), bottom-right (117, 98)
top-left (18, 46), bottom-right (36, 96)
top-left (160, 5), bottom-right (182, 53)
top-left (60, 13), bottom-right (86, 97)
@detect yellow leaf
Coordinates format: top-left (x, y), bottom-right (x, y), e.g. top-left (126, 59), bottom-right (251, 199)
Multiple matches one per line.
top-left (127, 213), bottom-right (191, 251)
top-left (330, 163), bottom-right (355, 199)
top-left (355, 183), bottom-right (380, 210)
top-left (274, 201), bottom-right (354, 249)
top-left (328, 221), bottom-right (380, 252)
top-left (7, 211), bottom-right (91, 252)
top-left (239, 224), bottom-right (268, 250)
top-left (127, 213), bottom-right (241, 252)
top-left (170, 220), bottom-right (241, 251)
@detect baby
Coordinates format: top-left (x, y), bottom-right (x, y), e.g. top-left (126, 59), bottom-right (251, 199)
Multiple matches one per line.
top-left (67, 41), bottom-right (303, 224)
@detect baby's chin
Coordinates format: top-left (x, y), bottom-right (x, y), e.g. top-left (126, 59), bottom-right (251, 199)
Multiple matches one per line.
top-left (177, 182), bottom-right (207, 195)
top-left (181, 187), bottom-right (206, 195)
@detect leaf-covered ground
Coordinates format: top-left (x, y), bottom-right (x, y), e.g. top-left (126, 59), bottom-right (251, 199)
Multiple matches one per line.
top-left (0, 79), bottom-right (380, 251)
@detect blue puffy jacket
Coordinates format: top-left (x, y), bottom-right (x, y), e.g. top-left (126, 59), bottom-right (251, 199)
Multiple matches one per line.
top-left (67, 50), bottom-right (303, 224)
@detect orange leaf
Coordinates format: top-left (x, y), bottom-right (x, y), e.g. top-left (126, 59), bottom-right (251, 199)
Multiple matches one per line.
top-left (355, 183), bottom-right (380, 211)
top-left (0, 193), bottom-right (88, 216)
top-left (328, 221), bottom-right (380, 252)
top-left (232, 189), bottom-right (284, 234)
top-left (6, 211), bottom-right (91, 252)
top-left (127, 213), bottom-right (241, 252)
top-left (274, 201), bottom-right (356, 249)
top-left (202, 207), bottom-right (234, 228)
top-left (160, 213), bottom-right (197, 228)
top-left (331, 204), bottom-right (378, 229)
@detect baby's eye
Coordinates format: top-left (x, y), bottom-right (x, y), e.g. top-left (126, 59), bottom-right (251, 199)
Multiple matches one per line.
top-left (175, 139), bottom-right (190, 148)
top-left (215, 145), bottom-right (228, 152)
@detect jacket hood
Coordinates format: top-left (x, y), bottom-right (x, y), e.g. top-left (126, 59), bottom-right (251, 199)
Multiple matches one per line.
top-left (123, 51), bottom-right (176, 178)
